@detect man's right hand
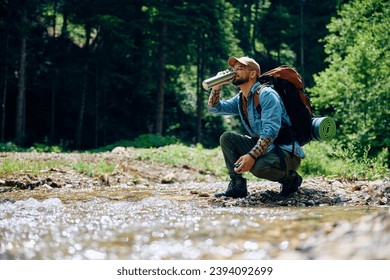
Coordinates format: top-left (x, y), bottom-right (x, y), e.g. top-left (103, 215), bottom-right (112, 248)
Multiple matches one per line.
top-left (211, 69), bottom-right (232, 91)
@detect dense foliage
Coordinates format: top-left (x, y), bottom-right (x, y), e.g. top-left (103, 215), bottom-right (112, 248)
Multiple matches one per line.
top-left (1, 0), bottom-right (346, 149)
top-left (309, 0), bottom-right (389, 157)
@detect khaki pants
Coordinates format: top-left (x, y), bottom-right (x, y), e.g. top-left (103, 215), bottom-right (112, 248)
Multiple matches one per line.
top-left (220, 131), bottom-right (301, 182)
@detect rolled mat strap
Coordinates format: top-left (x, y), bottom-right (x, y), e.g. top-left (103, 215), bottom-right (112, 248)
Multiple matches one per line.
top-left (311, 117), bottom-right (336, 141)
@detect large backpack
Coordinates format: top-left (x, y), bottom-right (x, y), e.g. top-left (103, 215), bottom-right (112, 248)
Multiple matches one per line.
top-left (254, 65), bottom-right (313, 146)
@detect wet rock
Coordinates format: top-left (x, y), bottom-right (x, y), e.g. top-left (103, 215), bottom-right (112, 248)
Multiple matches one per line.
top-left (351, 185), bottom-right (362, 191)
top-left (49, 181), bottom-right (62, 188)
top-left (318, 197), bottom-right (332, 205)
top-left (35, 184), bottom-right (53, 190)
top-left (161, 172), bottom-right (176, 184)
top-left (369, 180), bottom-right (384, 188)
top-left (331, 180), bottom-right (343, 188)
top-left (0, 187), bottom-right (13, 193)
top-left (99, 174), bottom-right (111, 186)
top-left (111, 147), bottom-right (126, 154)
top-left (198, 192), bottom-right (210, 197)
top-left (306, 200), bottom-right (315, 206)
top-left (379, 197), bottom-right (388, 205)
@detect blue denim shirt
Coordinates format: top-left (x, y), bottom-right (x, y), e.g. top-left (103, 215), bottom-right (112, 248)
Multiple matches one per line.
top-left (208, 82), bottom-right (305, 158)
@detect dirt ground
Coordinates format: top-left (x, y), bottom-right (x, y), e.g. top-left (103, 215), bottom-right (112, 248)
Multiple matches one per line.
top-left (1, 149), bottom-right (389, 208)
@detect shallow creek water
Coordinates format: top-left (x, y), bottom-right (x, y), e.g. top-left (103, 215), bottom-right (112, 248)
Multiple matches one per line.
top-left (0, 182), bottom-right (379, 260)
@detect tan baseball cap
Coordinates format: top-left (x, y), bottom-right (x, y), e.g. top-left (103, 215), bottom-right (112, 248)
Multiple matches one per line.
top-left (228, 56), bottom-right (261, 77)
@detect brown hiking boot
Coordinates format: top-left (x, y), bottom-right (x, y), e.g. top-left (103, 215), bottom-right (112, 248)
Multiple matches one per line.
top-left (215, 176), bottom-right (248, 198)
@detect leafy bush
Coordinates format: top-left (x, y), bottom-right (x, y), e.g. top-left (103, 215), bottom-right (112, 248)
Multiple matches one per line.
top-left (93, 134), bottom-right (180, 152)
top-left (30, 143), bottom-right (64, 153)
top-left (129, 134), bottom-right (179, 148)
top-left (0, 142), bottom-right (25, 152)
top-left (308, 0), bottom-right (389, 156)
top-left (300, 141), bottom-right (389, 180)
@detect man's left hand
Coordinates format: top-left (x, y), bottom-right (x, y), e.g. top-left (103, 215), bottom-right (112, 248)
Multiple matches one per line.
top-left (234, 154), bottom-right (255, 174)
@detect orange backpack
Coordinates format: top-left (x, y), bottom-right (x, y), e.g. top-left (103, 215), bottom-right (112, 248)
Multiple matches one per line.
top-left (254, 65), bottom-right (314, 146)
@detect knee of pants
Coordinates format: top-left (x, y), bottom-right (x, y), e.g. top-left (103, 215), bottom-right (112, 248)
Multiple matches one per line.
top-left (250, 152), bottom-right (286, 182)
top-left (219, 131), bottom-right (235, 146)
top-left (251, 167), bottom-right (286, 182)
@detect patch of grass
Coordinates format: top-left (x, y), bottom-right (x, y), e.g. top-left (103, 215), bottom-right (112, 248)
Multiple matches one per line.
top-left (71, 160), bottom-right (116, 177)
top-left (299, 141), bottom-right (344, 178)
top-left (135, 143), bottom-right (228, 180)
top-left (0, 158), bottom-right (64, 175)
top-left (330, 144), bottom-right (389, 180)
top-left (301, 141), bottom-right (389, 180)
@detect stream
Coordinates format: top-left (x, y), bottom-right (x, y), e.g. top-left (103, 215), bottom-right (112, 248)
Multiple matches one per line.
top-left (0, 182), bottom-right (384, 260)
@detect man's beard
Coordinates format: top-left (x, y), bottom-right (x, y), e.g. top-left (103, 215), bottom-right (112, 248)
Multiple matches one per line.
top-left (232, 76), bottom-right (249, 86)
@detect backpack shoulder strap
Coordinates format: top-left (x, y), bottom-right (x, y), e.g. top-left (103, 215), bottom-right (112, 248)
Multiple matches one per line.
top-left (254, 84), bottom-right (268, 111)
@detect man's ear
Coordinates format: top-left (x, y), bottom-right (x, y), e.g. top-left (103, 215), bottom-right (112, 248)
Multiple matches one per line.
top-left (250, 71), bottom-right (256, 79)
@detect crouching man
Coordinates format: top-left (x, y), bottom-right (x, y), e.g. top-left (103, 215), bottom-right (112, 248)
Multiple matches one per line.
top-left (207, 56), bottom-right (304, 198)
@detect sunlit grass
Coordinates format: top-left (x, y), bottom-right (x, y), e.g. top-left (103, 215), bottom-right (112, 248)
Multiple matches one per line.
top-left (135, 143), bottom-right (229, 180)
top-left (72, 160), bottom-right (116, 177)
top-left (0, 157), bottom-right (116, 178)
top-left (0, 158), bottom-right (64, 175)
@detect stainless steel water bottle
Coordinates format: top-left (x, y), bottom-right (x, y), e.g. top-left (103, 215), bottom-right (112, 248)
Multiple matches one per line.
top-left (202, 71), bottom-right (235, 90)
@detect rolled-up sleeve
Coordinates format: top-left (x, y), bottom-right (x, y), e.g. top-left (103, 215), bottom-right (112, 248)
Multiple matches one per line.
top-left (208, 94), bottom-right (240, 115)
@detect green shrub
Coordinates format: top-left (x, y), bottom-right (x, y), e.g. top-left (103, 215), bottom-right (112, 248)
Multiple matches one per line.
top-left (300, 141), bottom-right (389, 180)
top-left (93, 134), bottom-right (180, 152)
top-left (0, 142), bottom-right (25, 152)
top-left (299, 141), bottom-right (343, 178)
top-left (330, 144), bottom-right (389, 180)
top-left (129, 134), bottom-right (179, 148)
top-left (30, 143), bottom-right (64, 153)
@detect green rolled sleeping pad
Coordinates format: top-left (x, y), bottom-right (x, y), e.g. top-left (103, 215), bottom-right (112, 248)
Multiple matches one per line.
top-left (311, 117), bottom-right (336, 141)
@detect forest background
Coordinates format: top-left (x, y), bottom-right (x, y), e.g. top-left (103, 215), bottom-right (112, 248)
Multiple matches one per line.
top-left (0, 0), bottom-right (388, 177)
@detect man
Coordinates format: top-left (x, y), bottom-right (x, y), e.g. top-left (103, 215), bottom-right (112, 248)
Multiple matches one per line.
top-left (207, 56), bottom-right (304, 198)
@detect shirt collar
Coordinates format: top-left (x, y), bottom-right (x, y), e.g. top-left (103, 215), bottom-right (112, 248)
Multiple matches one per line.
top-left (250, 81), bottom-right (261, 94)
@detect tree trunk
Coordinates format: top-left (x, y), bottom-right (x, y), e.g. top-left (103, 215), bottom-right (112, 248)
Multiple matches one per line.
top-left (76, 64), bottom-right (88, 148)
top-left (1, 34), bottom-right (9, 142)
top-left (76, 24), bottom-right (91, 148)
top-left (50, 69), bottom-right (57, 144)
top-left (300, 0), bottom-right (305, 81)
top-left (155, 22), bottom-right (167, 135)
top-left (195, 36), bottom-right (203, 143)
top-left (94, 60), bottom-right (100, 148)
top-left (15, 7), bottom-right (27, 146)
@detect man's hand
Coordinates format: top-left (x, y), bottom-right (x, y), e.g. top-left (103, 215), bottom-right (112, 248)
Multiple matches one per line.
top-left (211, 69), bottom-right (232, 91)
top-left (234, 154), bottom-right (255, 174)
